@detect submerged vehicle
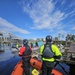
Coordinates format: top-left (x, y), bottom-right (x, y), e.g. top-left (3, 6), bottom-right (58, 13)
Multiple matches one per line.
top-left (11, 58), bottom-right (63, 75)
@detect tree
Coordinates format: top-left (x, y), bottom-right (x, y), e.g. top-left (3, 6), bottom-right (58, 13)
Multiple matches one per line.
top-left (66, 34), bottom-right (75, 42)
top-left (58, 33), bottom-right (61, 40)
top-left (55, 37), bottom-right (59, 41)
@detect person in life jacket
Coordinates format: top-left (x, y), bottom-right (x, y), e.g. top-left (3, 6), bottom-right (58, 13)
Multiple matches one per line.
top-left (16, 43), bottom-right (19, 50)
top-left (31, 42), bottom-right (33, 48)
top-left (18, 39), bottom-right (32, 75)
top-left (35, 41), bottom-right (39, 47)
top-left (40, 35), bottom-right (62, 75)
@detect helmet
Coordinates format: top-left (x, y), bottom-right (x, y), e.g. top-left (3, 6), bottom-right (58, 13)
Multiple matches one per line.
top-left (23, 39), bottom-right (28, 45)
top-left (46, 35), bottom-right (52, 42)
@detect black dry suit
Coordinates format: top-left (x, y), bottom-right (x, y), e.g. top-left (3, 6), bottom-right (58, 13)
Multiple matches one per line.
top-left (23, 45), bottom-right (32, 57)
top-left (22, 45), bottom-right (32, 75)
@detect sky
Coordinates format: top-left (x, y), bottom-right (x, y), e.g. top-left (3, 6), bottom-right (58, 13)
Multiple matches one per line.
top-left (0, 0), bottom-right (75, 39)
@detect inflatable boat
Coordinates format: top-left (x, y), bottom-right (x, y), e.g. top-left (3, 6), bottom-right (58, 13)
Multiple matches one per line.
top-left (11, 58), bottom-right (63, 75)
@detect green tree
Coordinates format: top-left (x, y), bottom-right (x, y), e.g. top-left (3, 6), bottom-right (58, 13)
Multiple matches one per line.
top-left (66, 34), bottom-right (75, 42)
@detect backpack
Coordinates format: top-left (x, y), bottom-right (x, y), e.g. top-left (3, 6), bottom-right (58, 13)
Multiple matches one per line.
top-left (42, 44), bottom-right (54, 58)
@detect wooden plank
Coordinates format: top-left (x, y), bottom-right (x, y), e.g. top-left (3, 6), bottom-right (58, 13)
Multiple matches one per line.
top-left (68, 42), bottom-right (75, 52)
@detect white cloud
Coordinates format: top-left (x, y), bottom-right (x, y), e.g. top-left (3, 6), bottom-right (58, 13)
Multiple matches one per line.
top-left (20, 0), bottom-right (75, 33)
top-left (61, 0), bottom-right (66, 5)
top-left (20, 0), bottom-right (68, 30)
top-left (0, 17), bottom-right (30, 34)
top-left (57, 30), bottom-right (68, 35)
top-left (72, 26), bottom-right (75, 30)
top-left (64, 9), bottom-right (75, 18)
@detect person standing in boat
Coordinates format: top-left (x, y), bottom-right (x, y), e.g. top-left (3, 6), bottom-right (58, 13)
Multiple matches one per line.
top-left (31, 42), bottom-right (33, 48)
top-left (40, 35), bottom-right (62, 75)
top-left (35, 41), bottom-right (39, 47)
top-left (18, 39), bottom-right (32, 75)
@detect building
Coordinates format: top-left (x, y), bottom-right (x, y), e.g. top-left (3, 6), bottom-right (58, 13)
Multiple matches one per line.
top-left (0, 31), bottom-right (22, 52)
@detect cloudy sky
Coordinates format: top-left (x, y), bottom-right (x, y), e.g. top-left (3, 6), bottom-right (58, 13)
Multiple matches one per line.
top-left (0, 0), bottom-right (75, 39)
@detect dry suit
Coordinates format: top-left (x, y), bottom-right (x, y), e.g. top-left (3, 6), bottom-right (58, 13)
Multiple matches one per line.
top-left (19, 45), bottom-right (32, 75)
top-left (40, 43), bottom-right (62, 75)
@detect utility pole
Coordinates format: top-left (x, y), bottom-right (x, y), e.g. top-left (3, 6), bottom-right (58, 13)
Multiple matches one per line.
top-left (9, 33), bottom-right (12, 50)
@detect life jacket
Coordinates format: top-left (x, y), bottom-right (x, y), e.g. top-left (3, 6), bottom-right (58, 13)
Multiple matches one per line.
top-left (23, 45), bottom-right (32, 57)
top-left (42, 44), bottom-right (54, 58)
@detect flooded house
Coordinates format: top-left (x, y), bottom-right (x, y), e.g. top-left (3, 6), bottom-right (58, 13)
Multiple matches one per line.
top-left (0, 31), bottom-right (22, 52)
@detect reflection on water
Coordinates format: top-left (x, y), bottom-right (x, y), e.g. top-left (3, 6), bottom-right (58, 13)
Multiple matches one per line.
top-left (0, 50), bottom-right (20, 75)
top-left (0, 51), bottom-right (18, 61)
top-left (0, 50), bottom-right (14, 62)
top-left (0, 56), bottom-right (20, 75)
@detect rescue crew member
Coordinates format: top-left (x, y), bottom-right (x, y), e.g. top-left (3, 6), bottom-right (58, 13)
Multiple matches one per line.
top-left (35, 41), bottom-right (38, 47)
top-left (19, 39), bottom-right (32, 75)
top-left (40, 35), bottom-right (62, 75)
top-left (31, 42), bottom-right (33, 48)
top-left (16, 43), bottom-right (19, 50)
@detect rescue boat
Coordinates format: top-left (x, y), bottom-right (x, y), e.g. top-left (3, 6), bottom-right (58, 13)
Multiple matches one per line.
top-left (11, 58), bottom-right (63, 75)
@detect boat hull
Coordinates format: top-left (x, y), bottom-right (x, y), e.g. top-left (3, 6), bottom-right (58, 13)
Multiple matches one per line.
top-left (11, 60), bottom-right (23, 75)
top-left (11, 58), bottom-right (63, 75)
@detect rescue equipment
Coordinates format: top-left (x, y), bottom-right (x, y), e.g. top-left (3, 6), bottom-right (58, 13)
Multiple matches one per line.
top-left (31, 69), bottom-right (39, 75)
top-left (30, 58), bottom-right (42, 70)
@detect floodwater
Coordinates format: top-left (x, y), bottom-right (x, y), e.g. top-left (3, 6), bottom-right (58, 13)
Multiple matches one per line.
top-left (0, 50), bottom-right (21, 75)
top-left (0, 49), bottom-right (70, 75)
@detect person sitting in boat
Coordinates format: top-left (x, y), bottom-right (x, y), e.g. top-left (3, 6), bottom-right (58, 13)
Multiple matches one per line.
top-left (18, 39), bottom-right (32, 75)
top-left (40, 35), bottom-right (62, 75)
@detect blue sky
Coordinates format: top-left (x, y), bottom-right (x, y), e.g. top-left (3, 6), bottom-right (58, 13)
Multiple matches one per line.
top-left (0, 0), bottom-right (75, 39)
